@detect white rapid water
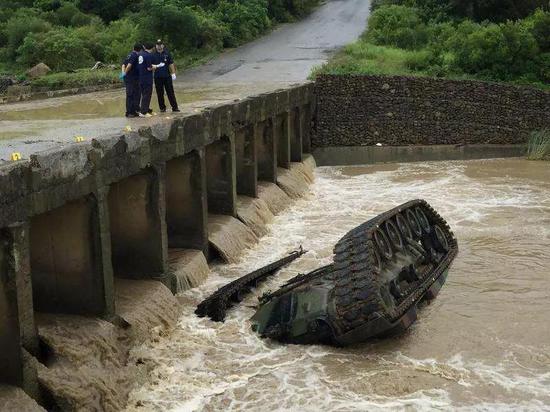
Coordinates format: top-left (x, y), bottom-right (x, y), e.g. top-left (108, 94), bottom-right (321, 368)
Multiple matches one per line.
top-left (125, 158), bottom-right (550, 411)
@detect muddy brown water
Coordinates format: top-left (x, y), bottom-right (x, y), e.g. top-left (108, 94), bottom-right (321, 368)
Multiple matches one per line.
top-left (125, 158), bottom-right (549, 411)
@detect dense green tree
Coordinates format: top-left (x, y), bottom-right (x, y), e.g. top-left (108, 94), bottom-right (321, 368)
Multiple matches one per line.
top-left (17, 27), bottom-right (94, 69)
top-left (2, 10), bottom-right (52, 58)
top-left (77, 0), bottom-right (133, 22)
top-left (366, 5), bottom-right (428, 49)
top-left (0, 0), bottom-right (321, 73)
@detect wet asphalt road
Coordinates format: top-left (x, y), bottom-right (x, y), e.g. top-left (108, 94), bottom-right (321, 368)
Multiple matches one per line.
top-left (0, 0), bottom-right (371, 162)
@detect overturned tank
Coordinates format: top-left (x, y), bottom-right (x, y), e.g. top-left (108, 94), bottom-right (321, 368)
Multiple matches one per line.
top-left (251, 199), bottom-right (458, 346)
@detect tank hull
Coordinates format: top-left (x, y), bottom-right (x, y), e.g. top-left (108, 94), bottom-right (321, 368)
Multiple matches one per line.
top-left (251, 199), bottom-right (458, 346)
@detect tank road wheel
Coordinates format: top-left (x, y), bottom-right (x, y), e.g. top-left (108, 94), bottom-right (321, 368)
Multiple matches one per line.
top-left (395, 213), bottom-right (413, 241)
top-left (406, 209), bottom-right (422, 238)
top-left (372, 248), bottom-right (382, 274)
top-left (389, 279), bottom-right (403, 300)
top-left (374, 229), bottom-right (393, 260)
top-left (385, 220), bottom-right (404, 251)
top-left (431, 225), bottom-right (450, 253)
top-left (415, 207), bottom-right (431, 234)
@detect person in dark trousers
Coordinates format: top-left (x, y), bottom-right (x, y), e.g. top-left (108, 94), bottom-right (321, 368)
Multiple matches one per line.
top-left (152, 39), bottom-right (179, 113)
top-left (138, 42), bottom-right (165, 117)
top-left (121, 43), bottom-right (142, 117)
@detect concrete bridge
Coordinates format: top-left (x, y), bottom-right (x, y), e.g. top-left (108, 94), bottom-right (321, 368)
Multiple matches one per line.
top-left (0, 83), bottom-right (314, 404)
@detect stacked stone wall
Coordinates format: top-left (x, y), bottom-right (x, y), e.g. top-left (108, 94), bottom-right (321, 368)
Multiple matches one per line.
top-left (313, 74), bottom-right (550, 147)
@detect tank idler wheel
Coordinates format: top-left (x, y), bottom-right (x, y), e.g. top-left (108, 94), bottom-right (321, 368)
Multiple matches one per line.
top-left (374, 229), bottom-right (393, 260)
top-left (431, 225), bottom-right (450, 253)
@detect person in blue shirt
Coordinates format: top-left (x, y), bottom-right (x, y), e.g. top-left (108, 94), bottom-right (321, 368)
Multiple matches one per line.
top-left (152, 39), bottom-right (180, 113)
top-left (121, 43), bottom-right (142, 118)
top-left (137, 42), bottom-right (165, 117)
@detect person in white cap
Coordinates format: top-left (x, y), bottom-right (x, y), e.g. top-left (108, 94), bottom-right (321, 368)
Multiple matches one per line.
top-left (152, 39), bottom-right (180, 113)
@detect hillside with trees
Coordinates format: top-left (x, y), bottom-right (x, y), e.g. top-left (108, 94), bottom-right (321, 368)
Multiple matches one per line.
top-left (0, 0), bottom-right (319, 85)
top-left (315, 0), bottom-right (550, 88)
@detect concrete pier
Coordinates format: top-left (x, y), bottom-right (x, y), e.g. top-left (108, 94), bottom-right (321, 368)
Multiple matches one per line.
top-left (235, 125), bottom-right (257, 198)
top-left (165, 151), bottom-right (208, 255)
top-left (0, 82), bottom-right (315, 406)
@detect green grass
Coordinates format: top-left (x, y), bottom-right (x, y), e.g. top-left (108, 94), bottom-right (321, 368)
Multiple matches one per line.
top-left (526, 129), bottom-right (550, 160)
top-left (29, 69), bottom-right (120, 91)
top-left (311, 43), bottom-right (425, 78)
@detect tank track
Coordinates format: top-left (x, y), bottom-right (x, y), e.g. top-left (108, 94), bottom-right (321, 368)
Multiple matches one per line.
top-left (259, 264), bottom-right (334, 304)
top-left (329, 199), bottom-right (458, 336)
top-left (195, 247), bottom-right (307, 322)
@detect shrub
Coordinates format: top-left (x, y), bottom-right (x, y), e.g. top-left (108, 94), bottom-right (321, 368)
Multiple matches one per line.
top-left (450, 21), bottom-right (539, 81)
top-left (3, 11), bottom-right (52, 58)
top-left (29, 68), bottom-right (119, 90)
top-left (17, 27), bottom-right (94, 70)
top-left (104, 17), bottom-right (140, 63)
top-left (285, 0), bottom-right (320, 17)
top-left (138, 0), bottom-right (200, 51)
top-left (193, 7), bottom-right (229, 50)
top-left (525, 9), bottom-right (550, 52)
top-left (365, 5), bottom-right (428, 50)
top-left (77, 0), bottom-right (132, 22)
top-left (54, 2), bottom-right (93, 26)
top-left (214, 0), bottom-right (271, 47)
top-left (526, 129), bottom-right (550, 160)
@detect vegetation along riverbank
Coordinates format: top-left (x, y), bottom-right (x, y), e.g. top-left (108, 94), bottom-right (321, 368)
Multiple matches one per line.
top-left (313, 0), bottom-right (549, 89)
top-left (0, 0), bottom-right (320, 91)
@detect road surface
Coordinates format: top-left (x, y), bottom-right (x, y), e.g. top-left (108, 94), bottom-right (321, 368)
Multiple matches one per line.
top-left (0, 0), bottom-right (371, 161)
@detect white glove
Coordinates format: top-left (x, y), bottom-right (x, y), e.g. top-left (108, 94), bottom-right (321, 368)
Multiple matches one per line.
top-left (171, 73), bottom-right (176, 80)
top-left (156, 62), bottom-right (165, 68)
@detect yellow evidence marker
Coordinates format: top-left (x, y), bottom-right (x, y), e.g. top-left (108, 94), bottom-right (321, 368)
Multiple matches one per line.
top-left (11, 152), bottom-right (22, 161)
top-left (75, 136), bottom-right (85, 142)
top-left (124, 125), bottom-right (132, 132)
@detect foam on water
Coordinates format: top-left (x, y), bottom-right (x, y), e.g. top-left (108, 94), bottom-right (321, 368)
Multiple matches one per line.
top-left (126, 158), bottom-right (550, 411)
top-left (168, 249), bottom-right (210, 292)
top-left (208, 214), bottom-right (258, 263)
top-left (236, 195), bottom-right (275, 237)
top-left (257, 182), bottom-right (292, 215)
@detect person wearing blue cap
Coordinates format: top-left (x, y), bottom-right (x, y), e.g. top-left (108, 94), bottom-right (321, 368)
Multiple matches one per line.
top-left (121, 43), bottom-right (142, 117)
top-left (152, 39), bottom-right (180, 113)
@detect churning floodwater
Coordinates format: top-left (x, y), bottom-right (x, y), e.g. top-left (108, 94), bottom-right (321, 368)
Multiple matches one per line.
top-left (126, 158), bottom-right (550, 411)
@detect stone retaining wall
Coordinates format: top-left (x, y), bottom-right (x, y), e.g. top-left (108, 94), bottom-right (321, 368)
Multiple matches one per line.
top-left (313, 74), bottom-right (550, 147)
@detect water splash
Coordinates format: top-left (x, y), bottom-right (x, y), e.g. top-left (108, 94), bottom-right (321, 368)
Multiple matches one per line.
top-left (236, 195), bottom-right (275, 237)
top-left (35, 279), bottom-right (182, 411)
top-left (257, 182), bottom-right (291, 215)
top-left (208, 214), bottom-right (258, 263)
top-left (168, 249), bottom-right (210, 293)
top-left (0, 385), bottom-right (44, 411)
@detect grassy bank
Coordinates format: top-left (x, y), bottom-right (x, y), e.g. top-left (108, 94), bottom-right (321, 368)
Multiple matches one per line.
top-left (312, 1), bottom-right (549, 89)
